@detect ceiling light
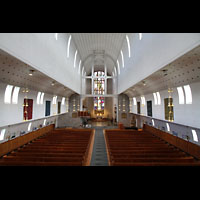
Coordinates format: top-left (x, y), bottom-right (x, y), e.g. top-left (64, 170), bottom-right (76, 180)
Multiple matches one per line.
top-left (29, 70), bottom-right (34, 76)
top-left (162, 69), bottom-right (168, 76)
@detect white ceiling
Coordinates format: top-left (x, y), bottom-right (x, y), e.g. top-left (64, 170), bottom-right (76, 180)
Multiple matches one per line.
top-left (2, 34), bottom-right (199, 99)
top-left (0, 49), bottom-right (75, 97)
top-left (71, 33), bottom-right (126, 75)
top-left (124, 45), bottom-right (200, 97)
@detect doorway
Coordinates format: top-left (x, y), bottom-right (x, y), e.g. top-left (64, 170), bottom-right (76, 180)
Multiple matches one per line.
top-left (45, 101), bottom-right (51, 116)
top-left (137, 102), bottom-right (140, 114)
top-left (147, 100), bottom-right (152, 117)
top-left (58, 101), bottom-right (61, 114)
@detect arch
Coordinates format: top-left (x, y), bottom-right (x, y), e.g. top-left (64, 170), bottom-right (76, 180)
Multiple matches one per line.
top-left (81, 53), bottom-right (119, 76)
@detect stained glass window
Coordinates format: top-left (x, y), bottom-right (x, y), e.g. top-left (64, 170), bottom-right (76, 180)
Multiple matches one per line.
top-left (94, 96), bottom-right (104, 110)
top-left (94, 71), bottom-right (105, 95)
top-left (94, 71), bottom-right (105, 111)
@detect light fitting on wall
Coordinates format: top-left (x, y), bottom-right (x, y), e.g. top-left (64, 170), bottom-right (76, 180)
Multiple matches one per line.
top-left (22, 87), bottom-right (29, 93)
top-left (66, 97), bottom-right (69, 113)
top-left (73, 98), bottom-right (76, 112)
top-left (129, 98), bottom-right (133, 113)
top-left (122, 98), bottom-right (126, 112)
top-left (22, 87), bottom-right (29, 121)
top-left (142, 81), bottom-right (146, 86)
top-left (51, 81), bottom-right (55, 86)
top-left (167, 87), bottom-right (174, 122)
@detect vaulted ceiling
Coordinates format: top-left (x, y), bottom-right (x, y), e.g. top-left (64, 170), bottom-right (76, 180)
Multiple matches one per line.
top-left (1, 34), bottom-right (200, 99)
top-left (71, 33), bottom-right (126, 75)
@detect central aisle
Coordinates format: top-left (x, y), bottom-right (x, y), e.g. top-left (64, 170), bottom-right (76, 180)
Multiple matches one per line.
top-left (90, 127), bottom-right (108, 166)
top-left (90, 124), bottom-right (117, 166)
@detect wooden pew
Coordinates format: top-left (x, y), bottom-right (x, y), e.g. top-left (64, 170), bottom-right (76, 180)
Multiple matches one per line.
top-left (143, 124), bottom-right (200, 160)
top-left (104, 129), bottom-right (200, 166)
top-left (0, 128), bottom-right (95, 166)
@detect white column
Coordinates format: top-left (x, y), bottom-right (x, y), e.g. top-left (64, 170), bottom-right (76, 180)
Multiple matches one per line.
top-left (104, 61), bottom-right (107, 94)
top-left (80, 96), bottom-right (83, 111)
top-left (91, 56), bottom-right (94, 95)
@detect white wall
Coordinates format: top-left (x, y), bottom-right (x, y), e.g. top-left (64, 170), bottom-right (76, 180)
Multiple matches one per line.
top-left (0, 33), bottom-right (81, 94)
top-left (118, 33), bottom-right (200, 94)
top-left (0, 81), bottom-right (68, 127)
top-left (132, 81), bottom-right (200, 129)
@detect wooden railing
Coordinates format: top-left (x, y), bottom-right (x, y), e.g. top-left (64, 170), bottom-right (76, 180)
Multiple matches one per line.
top-left (143, 124), bottom-right (200, 160)
top-left (0, 124), bottom-right (55, 158)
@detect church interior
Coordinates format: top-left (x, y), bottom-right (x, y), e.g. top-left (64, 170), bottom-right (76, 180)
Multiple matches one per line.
top-left (0, 33), bottom-right (200, 166)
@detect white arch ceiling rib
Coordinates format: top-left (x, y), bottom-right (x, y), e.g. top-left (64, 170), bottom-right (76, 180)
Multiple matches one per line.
top-left (71, 33), bottom-right (126, 75)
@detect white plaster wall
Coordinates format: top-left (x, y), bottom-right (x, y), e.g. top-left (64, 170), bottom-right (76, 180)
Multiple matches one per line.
top-left (0, 33), bottom-right (81, 93)
top-left (0, 81), bottom-right (68, 127)
top-left (132, 81), bottom-right (200, 129)
top-left (118, 33), bottom-right (200, 94)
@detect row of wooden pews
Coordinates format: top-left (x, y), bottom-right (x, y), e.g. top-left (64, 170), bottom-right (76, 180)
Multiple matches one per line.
top-left (104, 129), bottom-right (200, 166)
top-left (0, 128), bottom-right (95, 166)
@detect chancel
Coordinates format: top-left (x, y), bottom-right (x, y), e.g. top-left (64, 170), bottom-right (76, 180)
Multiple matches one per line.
top-left (0, 33), bottom-right (200, 166)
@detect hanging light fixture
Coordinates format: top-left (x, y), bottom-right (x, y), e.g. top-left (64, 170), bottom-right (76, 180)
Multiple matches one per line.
top-left (23, 87), bottom-right (29, 121)
top-left (167, 87), bottom-right (174, 122)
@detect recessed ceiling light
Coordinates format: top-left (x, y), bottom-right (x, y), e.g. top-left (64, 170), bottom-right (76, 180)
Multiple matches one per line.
top-left (29, 70), bottom-right (34, 76)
